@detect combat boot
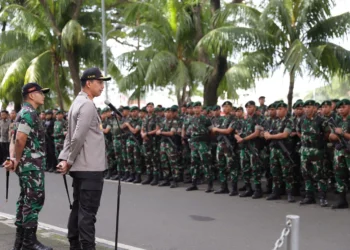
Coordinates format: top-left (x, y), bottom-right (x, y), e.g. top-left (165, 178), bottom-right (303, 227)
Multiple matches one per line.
top-left (141, 175), bottom-right (152, 185)
top-left (104, 169), bottom-right (112, 180)
top-left (126, 173), bottom-right (135, 182)
top-left (158, 178), bottom-right (170, 186)
top-left (229, 182), bottom-right (238, 196)
top-left (186, 179), bottom-right (198, 191)
top-left (170, 180), bottom-right (177, 188)
top-left (133, 173), bottom-right (142, 184)
top-left (252, 184), bottom-right (263, 199)
top-left (291, 183), bottom-right (301, 196)
top-left (319, 191), bottom-right (328, 207)
top-left (265, 179), bottom-right (273, 194)
top-left (239, 183), bottom-right (253, 197)
top-left (287, 190), bottom-right (296, 203)
top-left (177, 173), bottom-right (184, 182)
top-left (300, 191), bottom-right (316, 205)
top-left (214, 182), bottom-right (229, 194)
top-left (110, 172), bottom-right (120, 180)
top-left (205, 180), bottom-right (214, 193)
top-left (69, 238), bottom-right (82, 250)
top-left (238, 185), bottom-right (246, 191)
top-left (331, 191), bottom-right (349, 209)
top-left (121, 172), bottom-right (129, 181)
top-left (22, 227), bottom-right (53, 250)
top-left (11, 226), bottom-right (23, 250)
top-left (266, 187), bottom-right (281, 200)
top-left (150, 175), bottom-right (159, 186)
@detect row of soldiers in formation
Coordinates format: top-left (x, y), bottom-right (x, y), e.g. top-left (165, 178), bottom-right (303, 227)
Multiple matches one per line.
top-left (99, 97), bottom-right (350, 210)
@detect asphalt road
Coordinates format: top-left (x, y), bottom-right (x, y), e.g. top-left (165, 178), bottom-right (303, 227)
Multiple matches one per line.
top-left (1, 172), bottom-right (350, 250)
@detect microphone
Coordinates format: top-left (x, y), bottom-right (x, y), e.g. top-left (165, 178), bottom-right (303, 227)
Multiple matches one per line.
top-left (104, 100), bottom-right (123, 117)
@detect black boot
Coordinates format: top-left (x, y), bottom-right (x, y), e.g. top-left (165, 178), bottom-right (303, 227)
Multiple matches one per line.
top-left (177, 173), bottom-right (184, 182)
top-left (238, 185), bottom-right (246, 191)
top-left (300, 191), bottom-right (316, 205)
top-left (266, 187), bottom-right (281, 200)
top-left (104, 169), bottom-right (112, 180)
top-left (121, 172), bottom-right (129, 181)
top-left (158, 178), bottom-right (170, 186)
top-left (11, 226), bottom-right (23, 250)
top-left (214, 182), bottom-right (229, 194)
top-left (126, 173), bottom-right (135, 182)
top-left (133, 173), bottom-right (142, 184)
top-left (229, 182), bottom-right (238, 196)
top-left (69, 238), bottom-right (82, 250)
top-left (186, 179), bottom-right (198, 191)
top-left (291, 183), bottom-right (301, 196)
top-left (287, 190), bottom-right (296, 203)
top-left (205, 180), bottom-right (214, 193)
top-left (170, 180), bottom-right (177, 188)
top-left (319, 191), bottom-right (328, 207)
top-left (332, 191), bottom-right (349, 209)
top-left (252, 184), bottom-right (263, 199)
top-left (150, 175), bottom-right (159, 186)
top-left (265, 179), bottom-right (273, 194)
top-left (141, 175), bottom-right (152, 185)
top-left (239, 183), bottom-right (253, 197)
top-left (110, 172), bottom-right (120, 180)
top-left (22, 227), bottom-right (53, 250)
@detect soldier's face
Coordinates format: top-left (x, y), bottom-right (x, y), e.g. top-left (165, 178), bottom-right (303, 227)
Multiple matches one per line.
top-left (56, 114), bottom-right (64, 120)
top-left (223, 105), bottom-right (232, 114)
top-left (236, 110), bottom-right (243, 117)
top-left (45, 114), bottom-right (52, 120)
top-left (331, 102), bottom-right (337, 110)
top-left (30, 91), bottom-right (45, 105)
top-left (10, 111), bottom-right (16, 120)
top-left (181, 107), bottom-right (186, 113)
top-left (201, 110), bottom-right (207, 116)
top-left (277, 107), bottom-right (287, 118)
top-left (0, 112), bottom-right (7, 120)
top-left (165, 111), bottom-right (172, 119)
top-left (40, 113), bottom-right (45, 120)
top-left (321, 105), bottom-right (331, 115)
top-left (304, 105), bottom-right (315, 117)
top-left (295, 107), bottom-right (303, 116)
top-left (215, 110), bottom-right (221, 116)
top-left (147, 105), bottom-right (154, 113)
top-left (193, 106), bottom-right (202, 115)
top-left (246, 105), bottom-right (255, 115)
top-left (122, 110), bottom-right (130, 117)
top-left (268, 109), bottom-right (276, 117)
top-left (131, 110), bottom-right (138, 118)
top-left (107, 111), bottom-right (112, 117)
top-left (338, 105), bottom-right (349, 117)
top-left (259, 98), bottom-right (265, 105)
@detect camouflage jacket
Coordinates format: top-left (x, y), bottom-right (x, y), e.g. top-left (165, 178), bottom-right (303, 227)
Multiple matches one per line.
top-left (15, 102), bottom-right (46, 173)
top-left (142, 113), bottom-right (158, 133)
top-left (111, 117), bottom-right (123, 137)
top-left (217, 114), bottom-right (235, 139)
top-left (241, 114), bottom-right (265, 148)
top-left (102, 118), bottom-right (113, 142)
top-left (188, 114), bottom-right (212, 138)
top-left (211, 115), bottom-right (223, 128)
top-left (269, 116), bottom-right (294, 149)
top-left (160, 118), bottom-right (179, 133)
top-left (182, 114), bottom-right (193, 137)
top-left (53, 119), bottom-right (67, 140)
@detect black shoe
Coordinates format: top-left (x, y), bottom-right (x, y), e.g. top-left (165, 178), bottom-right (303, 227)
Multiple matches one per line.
top-left (133, 173), bottom-right (142, 184)
top-left (252, 184), bottom-right (263, 199)
top-left (239, 183), bottom-right (253, 197)
top-left (205, 180), bottom-right (214, 193)
top-left (104, 169), bottom-right (112, 180)
top-left (11, 226), bottom-right (23, 250)
top-left (69, 238), bottom-right (82, 250)
top-left (300, 192), bottom-right (316, 205)
top-left (229, 182), bottom-right (238, 196)
top-left (319, 192), bottom-right (328, 207)
top-left (126, 173), bottom-right (135, 182)
top-left (266, 188), bottom-right (281, 200)
top-left (186, 179), bottom-right (198, 191)
top-left (265, 179), bottom-right (273, 194)
top-left (141, 175), bottom-right (152, 185)
top-left (150, 175), bottom-right (159, 186)
top-left (121, 172), bottom-right (129, 181)
top-left (170, 181), bottom-right (177, 188)
top-left (158, 180), bottom-right (170, 186)
top-left (214, 182), bottom-right (229, 194)
top-left (22, 227), bottom-right (53, 250)
top-left (238, 185), bottom-right (246, 191)
top-left (332, 191), bottom-right (349, 209)
top-left (287, 191), bottom-right (296, 203)
top-left (291, 183), bottom-right (301, 196)
top-left (177, 174), bottom-right (184, 182)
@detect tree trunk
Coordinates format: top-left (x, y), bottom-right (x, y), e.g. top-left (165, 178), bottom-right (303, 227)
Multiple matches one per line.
top-left (287, 71), bottom-right (295, 112)
top-left (65, 51), bottom-right (80, 96)
top-left (54, 58), bottom-right (64, 110)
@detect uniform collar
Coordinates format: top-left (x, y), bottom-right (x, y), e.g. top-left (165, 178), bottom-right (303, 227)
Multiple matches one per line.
top-left (23, 102), bottom-right (34, 109)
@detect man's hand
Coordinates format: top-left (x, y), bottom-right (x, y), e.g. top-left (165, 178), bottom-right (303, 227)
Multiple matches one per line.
top-left (2, 158), bottom-right (19, 172)
top-left (235, 134), bottom-right (243, 144)
top-left (335, 128), bottom-right (343, 135)
top-left (156, 130), bottom-right (161, 135)
top-left (212, 127), bottom-right (217, 133)
top-left (57, 161), bottom-right (71, 175)
top-left (329, 133), bottom-right (340, 142)
top-left (264, 132), bottom-right (271, 140)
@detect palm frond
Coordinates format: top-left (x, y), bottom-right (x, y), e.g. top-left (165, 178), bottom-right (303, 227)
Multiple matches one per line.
top-left (170, 60), bottom-right (191, 90)
top-left (297, 0), bottom-right (334, 30)
top-left (24, 50), bottom-right (53, 86)
top-left (62, 20), bottom-right (85, 51)
top-left (189, 61), bottom-right (213, 83)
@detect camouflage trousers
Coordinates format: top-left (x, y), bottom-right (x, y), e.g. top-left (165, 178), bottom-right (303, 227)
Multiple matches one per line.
top-left (126, 139), bottom-right (141, 174)
top-left (300, 147), bottom-right (327, 192)
top-left (333, 148), bottom-right (350, 193)
top-left (54, 139), bottom-right (64, 159)
top-left (216, 141), bottom-right (239, 183)
top-left (261, 146), bottom-right (272, 183)
top-left (160, 141), bottom-right (178, 179)
top-left (190, 141), bottom-right (213, 181)
top-left (324, 144), bottom-right (335, 180)
top-left (113, 137), bottom-right (125, 173)
top-left (16, 170), bottom-right (45, 228)
top-left (270, 147), bottom-right (294, 190)
top-left (240, 147), bottom-right (262, 185)
top-left (143, 137), bottom-right (158, 176)
top-left (182, 142), bottom-right (191, 172)
top-left (106, 139), bottom-right (117, 170)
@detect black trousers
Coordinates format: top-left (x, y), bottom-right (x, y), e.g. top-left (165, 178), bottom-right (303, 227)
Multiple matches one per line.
top-left (0, 142), bottom-right (10, 164)
top-left (67, 172), bottom-right (104, 249)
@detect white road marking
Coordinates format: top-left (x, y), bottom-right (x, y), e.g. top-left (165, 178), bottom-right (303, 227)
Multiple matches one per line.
top-left (0, 212), bottom-right (146, 250)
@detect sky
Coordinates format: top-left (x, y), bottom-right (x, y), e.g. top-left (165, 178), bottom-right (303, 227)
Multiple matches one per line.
top-left (94, 0), bottom-right (350, 108)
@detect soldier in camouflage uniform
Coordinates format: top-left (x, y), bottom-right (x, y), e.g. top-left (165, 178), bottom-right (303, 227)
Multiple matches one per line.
top-left (183, 102), bottom-right (214, 191)
top-left (264, 102), bottom-right (295, 202)
top-left (120, 106), bottom-right (131, 181)
top-left (329, 99), bottom-right (350, 209)
top-left (123, 106), bottom-right (143, 183)
top-left (181, 102), bottom-right (194, 183)
top-left (3, 83), bottom-right (52, 250)
top-left (210, 105), bottom-right (222, 180)
top-left (156, 107), bottom-right (181, 187)
top-left (141, 102), bottom-right (160, 185)
top-left (101, 107), bottom-right (116, 179)
top-left (172, 105), bottom-right (184, 182)
top-left (110, 110), bottom-right (125, 180)
top-left (296, 100), bottom-right (330, 207)
top-left (212, 101), bottom-right (239, 196)
top-left (53, 110), bottom-right (67, 168)
top-left (235, 101), bottom-right (265, 199)
top-left (258, 96), bottom-right (268, 116)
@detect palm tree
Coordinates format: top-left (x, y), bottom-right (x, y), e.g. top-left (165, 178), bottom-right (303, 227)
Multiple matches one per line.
top-left (198, 0), bottom-right (350, 109)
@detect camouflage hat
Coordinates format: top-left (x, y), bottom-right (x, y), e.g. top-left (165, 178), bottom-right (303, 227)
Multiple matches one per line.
top-left (222, 101), bottom-right (232, 107)
top-left (303, 100), bottom-right (316, 107)
top-left (130, 106), bottom-right (139, 112)
top-left (45, 109), bottom-right (53, 114)
top-left (236, 107), bottom-right (244, 111)
top-left (336, 99), bottom-right (350, 108)
top-left (123, 106), bottom-right (130, 110)
top-left (275, 102), bottom-right (288, 108)
top-left (232, 106), bottom-right (237, 111)
top-left (245, 100), bottom-right (256, 107)
top-left (192, 101), bottom-right (202, 107)
top-left (56, 109), bottom-right (64, 115)
top-left (320, 100), bottom-right (332, 107)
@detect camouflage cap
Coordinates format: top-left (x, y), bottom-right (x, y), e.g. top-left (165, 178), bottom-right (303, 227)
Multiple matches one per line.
top-left (213, 105), bottom-right (221, 111)
top-left (331, 99), bottom-right (340, 103)
top-left (171, 105), bottom-right (179, 111)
